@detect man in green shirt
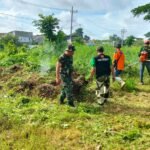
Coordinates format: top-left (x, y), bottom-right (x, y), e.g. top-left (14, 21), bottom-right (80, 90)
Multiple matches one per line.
top-left (89, 46), bottom-right (115, 105)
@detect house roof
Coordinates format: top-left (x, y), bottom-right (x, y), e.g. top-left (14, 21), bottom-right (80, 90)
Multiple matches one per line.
top-left (9, 30), bottom-right (33, 37)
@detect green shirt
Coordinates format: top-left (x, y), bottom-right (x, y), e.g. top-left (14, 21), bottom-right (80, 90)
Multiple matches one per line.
top-left (90, 55), bottom-right (112, 67)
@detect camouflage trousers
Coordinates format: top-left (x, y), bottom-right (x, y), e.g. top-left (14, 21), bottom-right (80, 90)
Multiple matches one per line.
top-left (96, 76), bottom-right (110, 104)
top-left (60, 74), bottom-right (74, 104)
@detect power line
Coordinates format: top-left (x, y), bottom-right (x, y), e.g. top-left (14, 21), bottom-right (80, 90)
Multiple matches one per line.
top-left (16, 0), bottom-right (106, 14)
top-left (0, 22), bottom-right (33, 31)
top-left (16, 0), bottom-right (70, 11)
top-left (0, 12), bottom-right (35, 21)
top-left (16, 1), bottom-right (78, 42)
top-left (0, 13), bottom-right (36, 29)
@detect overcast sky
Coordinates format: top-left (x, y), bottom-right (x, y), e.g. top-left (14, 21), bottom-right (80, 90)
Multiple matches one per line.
top-left (0, 0), bottom-right (149, 39)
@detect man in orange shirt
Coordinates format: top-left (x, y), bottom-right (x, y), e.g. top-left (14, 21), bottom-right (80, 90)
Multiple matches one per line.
top-left (113, 43), bottom-right (125, 88)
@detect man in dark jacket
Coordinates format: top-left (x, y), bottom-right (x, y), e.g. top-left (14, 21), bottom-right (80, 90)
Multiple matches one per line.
top-left (89, 46), bottom-right (115, 105)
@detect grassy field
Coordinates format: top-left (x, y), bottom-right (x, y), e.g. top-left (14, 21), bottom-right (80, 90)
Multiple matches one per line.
top-left (0, 43), bottom-right (150, 150)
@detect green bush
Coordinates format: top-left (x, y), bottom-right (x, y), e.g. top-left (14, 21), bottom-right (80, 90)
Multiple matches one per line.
top-left (122, 130), bottom-right (142, 141)
top-left (0, 53), bottom-right (27, 66)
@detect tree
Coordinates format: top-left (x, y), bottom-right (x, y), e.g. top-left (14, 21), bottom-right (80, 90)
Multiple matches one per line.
top-left (6, 41), bottom-right (18, 55)
top-left (33, 14), bottom-right (59, 41)
top-left (73, 28), bottom-right (83, 38)
top-left (131, 3), bottom-right (150, 21)
top-left (109, 34), bottom-right (121, 46)
top-left (73, 37), bottom-right (84, 44)
top-left (0, 34), bottom-right (20, 46)
top-left (72, 28), bottom-right (84, 44)
top-left (125, 35), bottom-right (135, 47)
top-left (56, 30), bottom-right (66, 42)
top-left (84, 35), bottom-right (90, 42)
top-left (144, 32), bottom-right (150, 39)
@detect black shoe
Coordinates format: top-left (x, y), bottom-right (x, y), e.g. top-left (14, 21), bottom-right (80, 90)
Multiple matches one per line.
top-left (104, 98), bottom-right (108, 103)
top-left (59, 99), bottom-right (65, 105)
top-left (59, 101), bottom-right (65, 105)
top-left (68, 102), bottom-right (75, 107)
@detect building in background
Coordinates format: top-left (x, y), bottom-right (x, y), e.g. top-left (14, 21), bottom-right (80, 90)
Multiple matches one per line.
top-left (33, 35), bottom-right (44, 44)
top-left (9, 31), bottom-right (33, 44)
top-left (0, 33), bottom-right (7, 38)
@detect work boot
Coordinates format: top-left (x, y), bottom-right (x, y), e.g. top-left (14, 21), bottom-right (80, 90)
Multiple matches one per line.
top-left (115, 77), bottom-right (125, 88)
top-left (97, 98), bottom-right (105, 105)
top-left (121, 81), bottom-right (125, 88)
top-left (59, 97), bottom-right (65, 105)
top-left (139, 81), bottom-right (144, 85)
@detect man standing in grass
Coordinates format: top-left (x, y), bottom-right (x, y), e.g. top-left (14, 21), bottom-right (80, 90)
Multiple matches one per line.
top-left (138, 40), bottom-right (150, 85)
top-left (113, 43), bottom-right (125, 88)
top-left (89, 46), bottom-right (115, 105)
top-left (56, 45), bottom-right (75, 107)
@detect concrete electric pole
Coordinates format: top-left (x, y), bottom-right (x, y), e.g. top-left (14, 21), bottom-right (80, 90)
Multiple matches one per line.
top-left (70, 6), bottom-right (77, 43)
top-left (121, 28), bottom-right (127, 46)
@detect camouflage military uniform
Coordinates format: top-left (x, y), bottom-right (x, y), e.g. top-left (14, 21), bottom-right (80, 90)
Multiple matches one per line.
top-left (58, 54), bottom-right (74, 105)
top-left (96, 76), bottom-right (110, 104)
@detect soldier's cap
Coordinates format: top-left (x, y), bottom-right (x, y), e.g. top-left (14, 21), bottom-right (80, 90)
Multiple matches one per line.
top-left (66, 45), bottom-right (76, 52)
top-left (115, 43), bottom-right (121, 48)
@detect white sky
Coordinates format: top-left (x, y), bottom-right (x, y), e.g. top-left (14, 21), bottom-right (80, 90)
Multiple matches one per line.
top-left (0, 0), bottom-right (149, 40)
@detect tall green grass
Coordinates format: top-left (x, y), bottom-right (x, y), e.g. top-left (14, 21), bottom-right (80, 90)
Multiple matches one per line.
top-left (0, 41), bottom-right (141, 74)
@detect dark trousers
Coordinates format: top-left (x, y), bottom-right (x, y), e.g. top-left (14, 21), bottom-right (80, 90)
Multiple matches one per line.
top-left (140, 61), bottom-right (150, 82)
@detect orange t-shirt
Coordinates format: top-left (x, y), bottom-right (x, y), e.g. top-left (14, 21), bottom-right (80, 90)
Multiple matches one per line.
top-left (113, 50), bottom-right (125, 70)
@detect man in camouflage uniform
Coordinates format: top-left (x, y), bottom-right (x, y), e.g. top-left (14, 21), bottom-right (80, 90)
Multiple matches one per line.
top-left (89, 47), bottom-right (115, 105)
top-left (56, 45), bottom-right (75, 107)
top-left (138, 40), bottom-right (150, 84)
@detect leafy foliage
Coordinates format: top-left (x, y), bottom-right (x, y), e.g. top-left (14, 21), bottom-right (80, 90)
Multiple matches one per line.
top-left (109, 34), bottom-right (121, 44)
top-left (84, 35), bottom-right (90, 42)
top-left (144, 32), bottom-right (150, 39)
top-left (56, 30), bottom-right (66, 42)
top-left (131, 3), bottom-right (150, 21)
top-left (73, 28), bottom-right (87, 44)
top-left (0, 34), bottom-right (21, 46)
top-left (73, 28), bottom-right (84, 38)
top-left (125, 35), bottom-right (135, 47)
top-left (33, 14), bottom-right (59, 41)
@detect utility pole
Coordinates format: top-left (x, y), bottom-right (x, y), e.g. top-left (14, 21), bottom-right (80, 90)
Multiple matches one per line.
top-left (121, 28), bottom-right (127, 46)
top-left (70, 6), bottom-right (77, 43)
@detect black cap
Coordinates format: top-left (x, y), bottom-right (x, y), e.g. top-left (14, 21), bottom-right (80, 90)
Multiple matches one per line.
top-left (97, 46), bottom-right (104, 52)
top-left (67, 45), bottom-right (76, 51)
top-left (115, 43), bottom-right (121, 48)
